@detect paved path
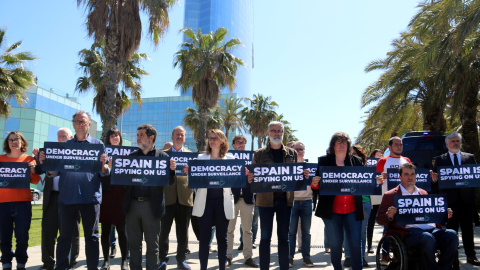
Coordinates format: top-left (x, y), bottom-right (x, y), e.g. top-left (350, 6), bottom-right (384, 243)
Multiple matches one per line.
top-left (24, 212), bottom-right (480, 270)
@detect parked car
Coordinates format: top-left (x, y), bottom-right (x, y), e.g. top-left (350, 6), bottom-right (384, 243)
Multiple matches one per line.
top-left (31, 188), bottom-right (42, 201)
top-left (401, 131), bottom-right (448, 169)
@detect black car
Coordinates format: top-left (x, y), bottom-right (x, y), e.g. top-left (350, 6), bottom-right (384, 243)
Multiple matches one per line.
top-left (401, 131), bottom-right (448, 169)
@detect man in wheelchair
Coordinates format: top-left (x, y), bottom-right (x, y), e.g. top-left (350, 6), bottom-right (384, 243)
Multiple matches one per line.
top-left (377, 163), bottom-right (458, 270)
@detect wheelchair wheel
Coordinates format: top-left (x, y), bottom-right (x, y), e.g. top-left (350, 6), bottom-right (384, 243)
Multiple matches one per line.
top-left (376, 234), bottom-right (408, 270)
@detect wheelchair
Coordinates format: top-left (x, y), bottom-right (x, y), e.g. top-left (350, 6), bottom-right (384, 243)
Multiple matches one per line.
top-left (375, 233), bottom-right (460, 270)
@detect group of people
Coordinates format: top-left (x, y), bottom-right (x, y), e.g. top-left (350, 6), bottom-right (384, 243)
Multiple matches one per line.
top-left (0, 109), bottom-right (479, 270)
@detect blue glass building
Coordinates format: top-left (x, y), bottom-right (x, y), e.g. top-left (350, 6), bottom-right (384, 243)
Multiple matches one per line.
top-left (118, 94), bottom-right (236, 151)
top-left (183, 0), bottom-right (253, 98)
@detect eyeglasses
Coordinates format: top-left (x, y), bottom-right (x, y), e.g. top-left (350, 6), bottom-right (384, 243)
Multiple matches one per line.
top-left (8, 138), bottom-right (19, 143)
top-left (336, 139), bottom-right (348, 145)
top-left (234, 141), bottom-right (246, 145)
top-left (73, 120), bottom-right (89, 126)
top-left (208, 137), bottom-right (219, 141)
top-left (269, 129), bottom-right (284, 134)
top-left (294, 148), bottom-right (305, 151)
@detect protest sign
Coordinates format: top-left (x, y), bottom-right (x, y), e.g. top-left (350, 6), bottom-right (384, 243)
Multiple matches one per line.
top-left (317, 166), bottom-right (377, 195)
top-left (394, 194), bottom-right (448, 225)
top-left (366, 158), bottom-right (379, 168)
top-left (251, 163), bottom-right (306, 193)
top-left (167, 152), bottom-right (199, 176)
top-left (0, 162), bottom-right (31, 189)
top-left (437, 164), bottom-right (480, 188)
top-left (105, 145), bottom-right (138, 157)
top-left (387, 168), bottom-right (431, 192)
top-left (42, 142), bottom-right (104, 173)
top-left (228, 150), bottom-right (254, 170)
top-left (188, 159), bottom-right (246, 188)
top-left (304, 163), bottom-right (317, 183)
top-left (111, 156), bottom-right (171, 186)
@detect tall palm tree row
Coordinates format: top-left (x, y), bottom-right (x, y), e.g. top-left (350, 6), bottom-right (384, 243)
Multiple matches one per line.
top-left (182, 105), bottom-right (222, 143)
top-left (241, 94), bottom-right (278, 150)
top-left (77, 0), bottom-right (177, 138)
top-left (75, 41), bottom-right (149, 135)
top-left (175, 27), bottom-right (245, 152)
top-left (220, 96), bottom-right (245, 139)
top-left (0, 28), bottom-right (36, 117)
top-left (359, 0), bottom-right (480, 157)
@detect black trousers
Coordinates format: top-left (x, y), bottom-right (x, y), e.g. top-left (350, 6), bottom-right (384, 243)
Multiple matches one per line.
top-left (41, 192), bottom-right (80, 269)
top-left (447, 204), bottom-right (476, 257)
top-left (366, 204), bottom-right (379, 250)
top-left (158, 202), bottom-right (192, 262)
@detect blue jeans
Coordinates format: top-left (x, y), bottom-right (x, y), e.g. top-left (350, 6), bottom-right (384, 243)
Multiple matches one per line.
top-left (56, 203), bottom-right (100, 270)
top-left (345, 201), bottom-right (371, 260)
top-left (405, 228), bottom-right (458, 270)
top-left (0, 202), bottom-right (32, 268)
top-left (240, 206), bottom-right (259, 244)
top-left (323, 212), bottom-right (362, 270)
top-left (288, 200), bottom-right (312, 259)
top-left (259, 199), bottom-right (291, 270)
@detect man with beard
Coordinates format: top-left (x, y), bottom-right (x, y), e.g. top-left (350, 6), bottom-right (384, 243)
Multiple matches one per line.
top-left (247, 121), bottom-right (309, 270)
top-left (430, 132), bottom-right (480, 266)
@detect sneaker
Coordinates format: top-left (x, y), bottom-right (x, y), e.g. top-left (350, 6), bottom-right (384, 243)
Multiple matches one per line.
top-left (252, 243), bottom-right (257, 249)
top-left (158, 261), bottom-right (167, 270)
top-left (343, 257), bottom-right (351, 267)
top-left (380, 254), bottom-right (390, 266)
top-left (363, 259), bottom-right (369, 267)
top-left (226, 258), bottom-right (232, 267)
top-left (303, 258), bottom-right (314, 267)
top-left (289, 258), bottom-right (293, 268)
top-left (177, 261), bottom-right (191, 270)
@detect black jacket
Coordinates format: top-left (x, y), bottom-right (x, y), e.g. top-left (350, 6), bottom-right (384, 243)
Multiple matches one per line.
top-left (432, 152), bottom-right (476, 206)
top-left (314, 154), bottom-right (365, 221)
top-left (231, 184), bottom-right (255, 205)
top-left (123, 148), bottom-right (176, 219)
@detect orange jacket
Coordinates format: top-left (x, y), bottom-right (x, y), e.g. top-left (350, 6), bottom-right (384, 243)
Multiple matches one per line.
top-left (0, 154), bottom-right (41, 203)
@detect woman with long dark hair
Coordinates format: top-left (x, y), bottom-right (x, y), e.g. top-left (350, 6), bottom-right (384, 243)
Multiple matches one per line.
top-left (100, 128), bottom-right (128, 270)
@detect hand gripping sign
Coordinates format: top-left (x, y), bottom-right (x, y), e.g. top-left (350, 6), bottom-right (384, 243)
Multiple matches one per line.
top-left (188, 159), bottom-right (246, 188)
top-left (42, 142), bottom-right (104, 173)
top-left (317, 166), bottom-right (378, 195)
top-left (251, 163), bottom-right (307, 193)
top-left (111, 155), bottom-right (171, 186)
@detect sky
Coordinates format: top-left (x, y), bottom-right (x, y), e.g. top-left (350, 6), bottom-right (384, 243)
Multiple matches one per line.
top-left (0, 0), bottom-right (420, 161)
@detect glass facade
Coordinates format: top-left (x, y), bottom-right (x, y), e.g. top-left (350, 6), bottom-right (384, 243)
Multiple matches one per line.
top-left (183, 0), bottom-right (253, 98)
top-left (118, 94), bottom-right (236, 151)
top-left (0, 86), bottom-right (98, 188)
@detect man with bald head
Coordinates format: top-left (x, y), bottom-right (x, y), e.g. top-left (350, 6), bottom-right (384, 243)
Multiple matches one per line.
top-left (159, 126), bottom-right (193, 270)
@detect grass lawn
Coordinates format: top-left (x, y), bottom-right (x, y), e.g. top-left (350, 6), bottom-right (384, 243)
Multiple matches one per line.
top-left (28, 205), bottom-right (86, 247)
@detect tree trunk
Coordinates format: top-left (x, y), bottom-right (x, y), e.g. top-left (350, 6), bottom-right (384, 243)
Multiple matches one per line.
top-left (251, 135), bottom-right (254, 151)
top-left (225, 125), bottom-right (230, 140)
top-left (257, 136), bottom-right (262, 150)
top-left (196, 104), bottom-right (209, 152)
top-left (422, 102), bottom-right (447, 132)
top-left (102, 27), bottom-right (123, 141)
top-left (459, 86), bottom-right (480, 159)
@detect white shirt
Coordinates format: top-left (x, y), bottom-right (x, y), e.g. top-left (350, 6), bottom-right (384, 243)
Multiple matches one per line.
top-left (448, 151), bottom-right (461, 165)
top-left (172, 147), bottom-right (183, 152)
top-left (399, 184), bottom-right (436, 230)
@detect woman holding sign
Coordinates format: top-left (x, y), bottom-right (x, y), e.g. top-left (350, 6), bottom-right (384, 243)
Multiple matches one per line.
top-left (185, 129), bottom-right (235, 270)
top-left (0, 131), bottom-right (41, 270)
top-left (100, 128), bottom-right (128, 270)
top-left (311, 132), bottom-right (364, 270)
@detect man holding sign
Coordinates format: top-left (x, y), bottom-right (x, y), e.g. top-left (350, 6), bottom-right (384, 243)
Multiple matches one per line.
top-left (377, 163), bottom-right (457, 270)
top-left (123, 124), bottom-right (176, 270)
top-left (247, 121), bottom-right (309, 270)
top-left (39, 111), bottom-right (109, 270)
top-left (430, 132), bottom-right (480, 266)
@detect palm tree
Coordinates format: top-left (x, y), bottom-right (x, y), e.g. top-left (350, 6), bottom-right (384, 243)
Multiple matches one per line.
top-left (183, 105), bottom-right (222, 144)
top-left (241, 94), bottom-right (278, 150)
top-left (174, 27), bottom-right (245, 151)
top-left (75, 41), bottom-right (149, 138)
top-left (77, 0), bottom-right (177, 138)
top-left (220, 96), bottom-right (245, 139)
top-left (0, 28), bottom-right (36, 117)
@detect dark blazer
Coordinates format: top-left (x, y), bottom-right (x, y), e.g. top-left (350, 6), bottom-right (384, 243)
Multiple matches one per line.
top-left (123, 148), bottom-right (176, 219)
top-left (314, 154), bottom-right (365, 221)
top-left (377, 185), bottom-right (441, 239)
top-left (432, 152), bottom-right (476, 205)
top-left (42, 174), bottom-right (55, 209)
top-left (231, 184), bottom-right (254, 205)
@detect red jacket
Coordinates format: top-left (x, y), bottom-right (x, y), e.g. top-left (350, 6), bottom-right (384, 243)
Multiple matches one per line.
top-left (376, 184), bottom-right (442, 239)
